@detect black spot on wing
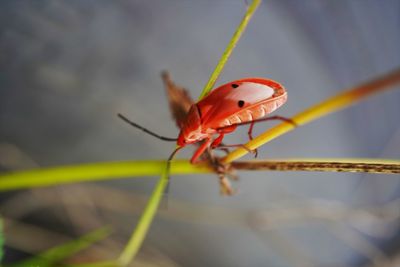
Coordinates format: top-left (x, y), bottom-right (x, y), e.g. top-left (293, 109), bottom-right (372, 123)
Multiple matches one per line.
top-left (231, 83), bottom-right (239, 88)
top-left (238, 100), bottom-right (245, 108)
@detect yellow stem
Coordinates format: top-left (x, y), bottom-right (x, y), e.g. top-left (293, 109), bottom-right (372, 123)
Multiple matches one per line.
top-left (222, 68), bottom-right (400, 163)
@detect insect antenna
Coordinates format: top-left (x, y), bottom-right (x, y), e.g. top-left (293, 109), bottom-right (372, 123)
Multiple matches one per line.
top-left (162, 146), bottom-right (183, 208)
top-left (168, 146), bottom-right (183, 162)
top-left (118, 113), bottom-right (178, 141)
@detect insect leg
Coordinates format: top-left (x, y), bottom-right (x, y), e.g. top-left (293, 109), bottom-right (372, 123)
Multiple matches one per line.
top-left (245, 115), bottom-right (297, 127)
top-left (209, 125), bottom-right (238, 153)
top-left (247, 121), bottom-right (258, 158)
top-left (214, 144), bottom-right (230, 155)
top-left (212, 124), bottom-right (237, 149)
top-left (211, 133), bottom-right (225, 148)
top-left (118, 113), bottom-right (178, 141)
top-left (214, 124), bottom-right (256, 156)
top-left (190, 138), bottom-right (212, 164)
top-left (216, 143), bottom-right (255, 154)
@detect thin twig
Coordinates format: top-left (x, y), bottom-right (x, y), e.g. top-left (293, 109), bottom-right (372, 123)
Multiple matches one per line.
top-left (231, 159), bottom-right (400, 174)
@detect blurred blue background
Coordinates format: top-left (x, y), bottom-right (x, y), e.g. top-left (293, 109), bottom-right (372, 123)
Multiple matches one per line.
top-left (0, 1), bottom-right (399, 266)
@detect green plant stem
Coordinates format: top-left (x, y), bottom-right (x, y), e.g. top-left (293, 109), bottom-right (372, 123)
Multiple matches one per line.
top-left (1, 158), bottom-right (399, 191)
top-left (117, 162), bottom-right (170, 266)
top-left (11, 227), bottom-right (111, 267)
top-left (0, 160), bottom-right (210, 191)
top-left (198, 0), bottom-right (261, 99)
top-left (93, 1), bottom-right (262, 264)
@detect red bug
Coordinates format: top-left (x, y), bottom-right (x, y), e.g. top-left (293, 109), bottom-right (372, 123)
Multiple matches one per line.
top-left (177, 78), bottom-right (288, 163)
top-left (118, 77), bottom-right (289, 163)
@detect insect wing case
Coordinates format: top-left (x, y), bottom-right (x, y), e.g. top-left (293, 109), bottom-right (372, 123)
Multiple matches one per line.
top-left (197, 78), bottom-right (287, 129)
top-left (177, 104), bottom-right (209, 145)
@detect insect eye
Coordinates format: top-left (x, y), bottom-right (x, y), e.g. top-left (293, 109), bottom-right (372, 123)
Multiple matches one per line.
top-left (231, 83), bottom-right (239, 88)
top-left (238, 100), bottom-right (245, 108)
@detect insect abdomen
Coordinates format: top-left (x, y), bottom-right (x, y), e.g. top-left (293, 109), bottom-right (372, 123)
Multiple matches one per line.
top-left (219, 93), bottom-right (287, 127)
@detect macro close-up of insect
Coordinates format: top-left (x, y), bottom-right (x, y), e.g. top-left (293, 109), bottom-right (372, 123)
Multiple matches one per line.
top-left (0, 1), bottom-right (400, 267)
top-left (118, 77), bottom-right (292, 194)
top-left (118, 77), bottom-right (290, 161)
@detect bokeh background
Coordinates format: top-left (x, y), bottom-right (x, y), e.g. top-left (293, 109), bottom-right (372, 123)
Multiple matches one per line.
top-left (1, 0), bottom-right (400, 266)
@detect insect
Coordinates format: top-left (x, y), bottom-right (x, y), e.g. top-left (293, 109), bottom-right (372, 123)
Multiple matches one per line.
top-left (118, 77), bottom-right (290, 163)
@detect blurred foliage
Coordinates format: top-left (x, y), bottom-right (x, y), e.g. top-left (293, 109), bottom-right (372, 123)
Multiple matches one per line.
top-left (9, 227), bottom-right (111, 267)
top-left (0, 218), bottom-right (4, 262)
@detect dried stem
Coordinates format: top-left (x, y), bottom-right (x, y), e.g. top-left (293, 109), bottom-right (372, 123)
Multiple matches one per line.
top-left (231, 159), bottom-right (400, 174)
